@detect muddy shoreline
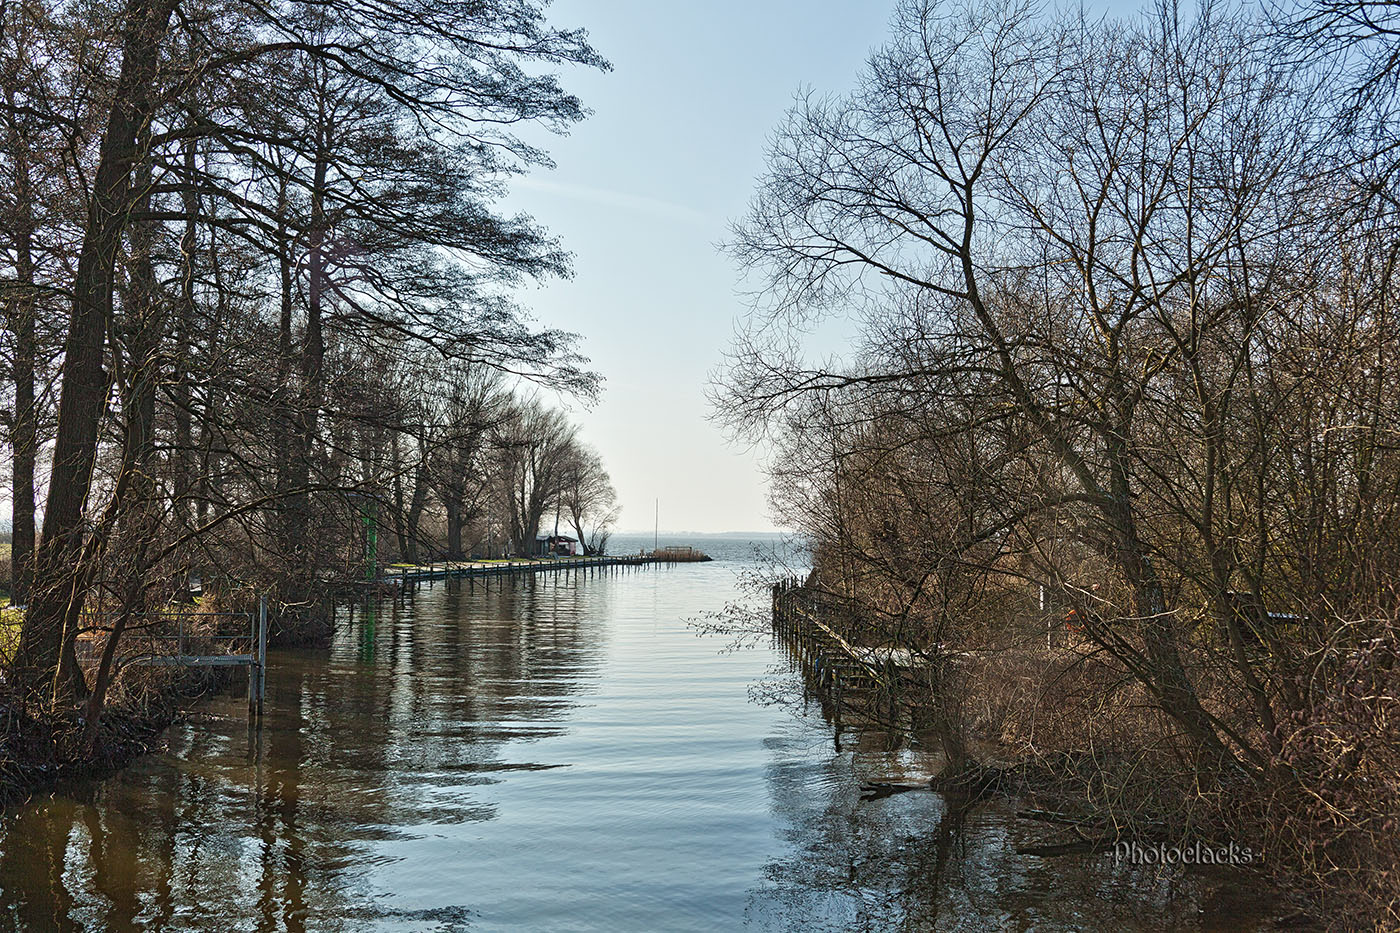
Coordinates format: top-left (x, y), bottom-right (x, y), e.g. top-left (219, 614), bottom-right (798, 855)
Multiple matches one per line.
top-left (0, 665), bottom-right (238, 809)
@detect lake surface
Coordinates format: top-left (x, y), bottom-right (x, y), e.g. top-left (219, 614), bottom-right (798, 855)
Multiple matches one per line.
top-left (0, 537), bottom-right (1271, 931)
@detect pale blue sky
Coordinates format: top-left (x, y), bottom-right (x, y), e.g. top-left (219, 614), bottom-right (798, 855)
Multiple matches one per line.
top-left (505, 0), bottom-right (1135, 534)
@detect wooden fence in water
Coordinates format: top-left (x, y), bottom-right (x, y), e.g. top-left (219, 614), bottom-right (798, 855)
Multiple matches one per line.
top-left (770, 578), bottom-right (932, 738)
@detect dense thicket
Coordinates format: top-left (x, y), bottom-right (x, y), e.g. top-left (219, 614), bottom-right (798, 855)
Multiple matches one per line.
top-left (0, 0), bottom-right (617, 747)
top-left (720, 0), bottom-right (1400, 923)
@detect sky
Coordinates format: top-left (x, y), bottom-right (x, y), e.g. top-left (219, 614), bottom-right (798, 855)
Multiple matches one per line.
top-left (499, 0), bottom-right (905, 534)
top-left (503, 0), bottom-right (1146, 535)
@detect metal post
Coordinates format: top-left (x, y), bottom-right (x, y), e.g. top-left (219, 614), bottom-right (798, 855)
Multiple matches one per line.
top-left (256, 595), bottom-right (268, 716)
top-left (248, 606), bottom-right (258, 716)
top-left (1041, 584), bottom-right (1050, 650)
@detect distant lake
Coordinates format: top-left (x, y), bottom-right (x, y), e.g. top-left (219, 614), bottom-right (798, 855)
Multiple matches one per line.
top-left (607, 531), bottom-right (799, 564)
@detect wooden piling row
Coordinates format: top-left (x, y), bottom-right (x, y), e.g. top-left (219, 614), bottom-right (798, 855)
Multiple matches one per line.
top-left (771, 578), bottom-right (920, 737)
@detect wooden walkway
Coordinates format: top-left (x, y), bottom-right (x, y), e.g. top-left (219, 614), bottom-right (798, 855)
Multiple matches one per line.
top-left (381, 552), bottom-right (708, 586)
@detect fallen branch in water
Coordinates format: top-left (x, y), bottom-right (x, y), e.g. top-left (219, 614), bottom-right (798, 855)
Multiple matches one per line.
top-left (860, 762), bottom-right (1022, 804)
top-left (1015, 836), bottom-right (1119, 857)
top-left (1014, 808), bottom-right (1170, 858)
top-left (859, 780), bottom-right (927, 801)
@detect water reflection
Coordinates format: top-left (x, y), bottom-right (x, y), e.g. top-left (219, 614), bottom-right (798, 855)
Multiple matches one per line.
top-left (0, 558), bottom-right (1270, 931)
top-left (750, 693), bottom-right (1275, 930)
top-left (0, 571), bottom-right (609, 932)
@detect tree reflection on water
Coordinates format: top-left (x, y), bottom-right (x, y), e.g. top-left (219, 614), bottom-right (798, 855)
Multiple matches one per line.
top-left (0, 576), bottom-right (604, 932)
top-left (0, 566), bottom-right (1275, 932)
top-left (747, 715), bottom-right (1275, 932)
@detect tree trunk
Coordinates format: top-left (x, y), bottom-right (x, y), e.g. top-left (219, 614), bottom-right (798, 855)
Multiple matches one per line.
top-left (194, 230), bottom-right (228, 533)
top-left (171, 134), bottom-right (198, 541)
top-left (569, 507), bottom-right (588, 556)
top-left (81, 170), bottom-right (166, 752)
top-left (445, 497), bottom-right (463, 560)
top-left (273, 176), bottom-right (296, 559)
top-left (15, 0), bottom-right (178, 704)
top-left (283, 145), bottom-right (328, 593)
top-left (405, 445), bottom-right (428, 563)
top-left (390, 437), bottom-right (410, 560)
top-left (5, 112), bottom-right (37, 606)
top-left (1109, 488), bottom-right (1229, 764)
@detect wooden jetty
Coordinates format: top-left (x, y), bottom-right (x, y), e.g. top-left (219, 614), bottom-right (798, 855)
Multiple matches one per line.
top-left (380, 549), bottom-right (710, 586)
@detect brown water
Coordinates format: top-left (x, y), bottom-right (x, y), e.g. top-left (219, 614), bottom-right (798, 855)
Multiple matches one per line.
top-left (0, 545), bottom-right (1274, 931)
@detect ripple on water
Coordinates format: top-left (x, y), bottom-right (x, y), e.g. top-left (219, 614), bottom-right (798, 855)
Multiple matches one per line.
top-left (0, 556), bottom-right (1276, 932)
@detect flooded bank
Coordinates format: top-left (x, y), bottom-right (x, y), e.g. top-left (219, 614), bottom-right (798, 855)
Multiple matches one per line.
top-left (0, 543), bottom-right (1274, 931)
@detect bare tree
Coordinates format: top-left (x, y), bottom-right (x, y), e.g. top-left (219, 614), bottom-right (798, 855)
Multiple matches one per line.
top-left (495, 398), bottom-right (579, 555)
top-left (1, 0), bottom-right (608, 708)
top-left (720, 0), bottom-right (1400, 918)
top-left (560, 444), bottom-right (618, 555)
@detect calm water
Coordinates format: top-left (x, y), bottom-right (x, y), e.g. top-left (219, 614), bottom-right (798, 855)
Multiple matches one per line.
top-left (0, 538), bottom-right (1270, 931)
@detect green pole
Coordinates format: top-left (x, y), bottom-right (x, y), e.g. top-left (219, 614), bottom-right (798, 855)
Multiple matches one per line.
top-left (362, 498), bottom-right (377, 582)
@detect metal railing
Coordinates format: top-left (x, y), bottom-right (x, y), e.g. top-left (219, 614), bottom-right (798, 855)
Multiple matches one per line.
top-left (74, 596), bottom-right (268, 717)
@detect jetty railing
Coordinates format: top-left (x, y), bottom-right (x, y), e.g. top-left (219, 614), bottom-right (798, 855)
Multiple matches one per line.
top-left (74, 597), bottom-right (269, 717)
